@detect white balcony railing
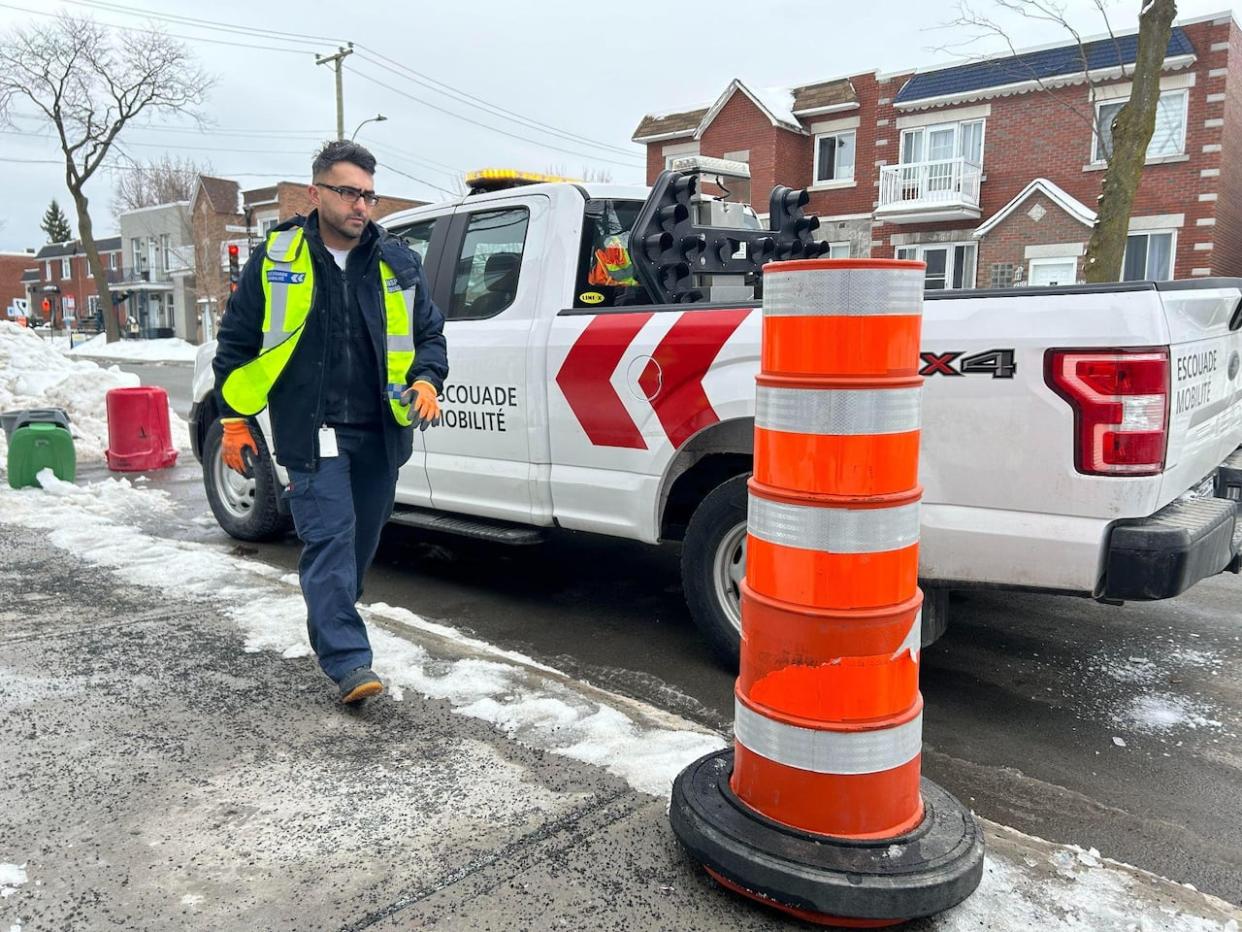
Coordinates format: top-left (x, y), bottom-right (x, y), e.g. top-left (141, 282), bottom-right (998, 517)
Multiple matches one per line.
top-left (877, 157), bottom-right (983, 218)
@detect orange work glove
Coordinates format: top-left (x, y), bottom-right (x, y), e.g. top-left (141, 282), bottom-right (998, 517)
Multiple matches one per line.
top-left (220, 417), bottom-right (258, 477)
top-left (401, 380), bottom-right (441, 431)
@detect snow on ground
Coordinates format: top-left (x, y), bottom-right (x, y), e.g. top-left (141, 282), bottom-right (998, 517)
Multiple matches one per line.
top-left (2, 469), bottom-right (724, 799)
top-left (63, 331), bottom-right (199, 363)
top-left (0, 864), bottom-right (25, 899)
top-left (1, 472), bottom-right (1238, 930)
top-left (0, 322), bottom-right (190, 468)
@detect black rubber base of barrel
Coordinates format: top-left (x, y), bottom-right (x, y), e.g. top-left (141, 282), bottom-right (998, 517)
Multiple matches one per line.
top-left (669, 748), bottom-right (984, 922)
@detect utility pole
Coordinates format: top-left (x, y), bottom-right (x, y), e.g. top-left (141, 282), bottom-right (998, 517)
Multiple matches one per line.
top-left (315, 42), bottom-right (354, 140)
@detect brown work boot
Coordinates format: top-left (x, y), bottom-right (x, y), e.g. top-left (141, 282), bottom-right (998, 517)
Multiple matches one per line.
top-left (338, 667), bottom-right (384, 704)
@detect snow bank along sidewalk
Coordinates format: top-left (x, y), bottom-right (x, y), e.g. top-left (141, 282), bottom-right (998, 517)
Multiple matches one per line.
top-left (0, 475), bottom-right (1238, 931)
top-left (0, 321), bottom-right (190, 467)
top-left (62, 331), bottom-right (201, 364)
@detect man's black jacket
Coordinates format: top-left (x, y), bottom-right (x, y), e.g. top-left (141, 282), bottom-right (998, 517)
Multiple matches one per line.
top-left (212, 211), bottom-right (448, 472)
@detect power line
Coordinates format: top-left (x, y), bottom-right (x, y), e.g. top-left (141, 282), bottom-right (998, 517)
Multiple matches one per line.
top-left (347, 66), bottom-right (644, 170)
top-left (353, 49), bottom-right (640, 159)
top-left (9, 0), bottom-right (640, 163)
top-left (0, 1), bottom-right (321, 55)
top-left (375, 161), bottom-right (458, 197)
top-left (0, 156), bottom-right (306, 177)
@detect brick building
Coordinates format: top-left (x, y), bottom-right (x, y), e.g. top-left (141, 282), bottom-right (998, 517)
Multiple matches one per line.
top-left (632, 11), bottom-right (1241, 289)
top-left (21, 237), bottom-right (125, 328)
top-left (1, 251), bottom-right (36, 319)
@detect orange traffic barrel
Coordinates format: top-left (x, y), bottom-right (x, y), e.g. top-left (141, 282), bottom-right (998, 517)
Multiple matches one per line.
top-left (670, 259), bottom-right (983, 926)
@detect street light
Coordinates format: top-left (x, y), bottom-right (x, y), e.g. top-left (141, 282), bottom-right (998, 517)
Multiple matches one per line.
top-left (351, 113), bottom-right (387, 140)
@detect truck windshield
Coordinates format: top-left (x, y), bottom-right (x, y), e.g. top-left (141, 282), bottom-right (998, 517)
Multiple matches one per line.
top-left (574, 199), bottom-right (653, 309)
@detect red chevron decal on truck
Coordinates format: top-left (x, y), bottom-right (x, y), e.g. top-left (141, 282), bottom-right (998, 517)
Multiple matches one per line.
top-left (557, 308), bottom-right (752, 450)
top-left (556, 312), bottom-right (653, 449)
top-left (639, 308), bottom-right (751, 448)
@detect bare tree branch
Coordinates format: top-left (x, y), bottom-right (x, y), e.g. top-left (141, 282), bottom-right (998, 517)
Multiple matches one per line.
top-left (0, 12), bottom-right (213, 341)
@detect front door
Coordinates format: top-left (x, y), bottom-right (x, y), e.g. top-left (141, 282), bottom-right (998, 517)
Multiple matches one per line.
top-left (421, 196), bottom-right (545, 523)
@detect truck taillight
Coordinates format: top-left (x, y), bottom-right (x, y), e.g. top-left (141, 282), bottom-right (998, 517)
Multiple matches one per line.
top-left (1045, 348), bottom-right (1169, 476)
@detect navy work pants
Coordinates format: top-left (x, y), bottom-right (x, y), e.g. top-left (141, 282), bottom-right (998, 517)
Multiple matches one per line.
top-left (285, 426), bottom-right (399, 683)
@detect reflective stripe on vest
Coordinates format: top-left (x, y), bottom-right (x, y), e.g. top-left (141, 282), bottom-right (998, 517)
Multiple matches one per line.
top-left (221, 228), bottom-right (420, 427)
top-left (380, 260), bottom-right (417, 428)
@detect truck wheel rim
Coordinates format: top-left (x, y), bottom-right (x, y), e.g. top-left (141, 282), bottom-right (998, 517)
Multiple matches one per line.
top-left (713, 521), bottom-right (746, 635)
top-left (213, 449), bottom-right (255, 520)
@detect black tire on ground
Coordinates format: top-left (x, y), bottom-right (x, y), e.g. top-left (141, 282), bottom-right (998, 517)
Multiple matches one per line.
top-left (681, 474), bottom-right (749, 670)
top-left (201, 419), bottom-right (291, 542)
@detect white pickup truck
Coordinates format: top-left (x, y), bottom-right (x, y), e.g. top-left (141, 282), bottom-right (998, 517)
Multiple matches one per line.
top-left (189, 172), bottom-right (1242, 663)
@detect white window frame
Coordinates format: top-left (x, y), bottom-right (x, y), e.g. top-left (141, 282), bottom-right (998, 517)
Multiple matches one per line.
top-left (812, 129), bottom-right (857, 187)
top-left (1121, 229), bottom-right (1177, 281)
top-left (900, 119), bottom-right (986, 169)
top-left (1092, 89), bottom-right (1188, 164)
top-left (109, 252), bottom-right (118, 271)
top-left (826, 241), bottom-right (851, 258)
top-left (1027, 256), bottom-right (1080, 286)
top-left (44, 260), bottom-right (52, 280)
top-left (160, 233), bottom-right (171, 272)
top-left (87, 295), bottom-right (100, 315)
top-left (895, 241), bottom-right (978, 290)
top-left (662, 141), bottom-right (699, 170)
top-left (131, 237), bottom-right (143, 272)
top-left (60, 257), bottom-right (71, 279)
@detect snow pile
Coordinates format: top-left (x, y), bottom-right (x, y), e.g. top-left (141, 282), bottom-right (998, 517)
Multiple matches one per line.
top-left (0, 322), bottom-right (190, 466)
top-left (66, 332), bottom-right (199, 363)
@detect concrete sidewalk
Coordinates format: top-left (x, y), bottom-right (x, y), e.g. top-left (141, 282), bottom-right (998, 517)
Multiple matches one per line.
top-left (1, 516), bottom-right (1239, 932)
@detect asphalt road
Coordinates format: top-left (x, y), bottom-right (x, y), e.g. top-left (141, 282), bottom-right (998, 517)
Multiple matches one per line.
top-left (118, 362), bottom-right (1242, 907)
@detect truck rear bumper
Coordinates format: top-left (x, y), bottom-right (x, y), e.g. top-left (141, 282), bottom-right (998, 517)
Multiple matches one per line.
top-left (1103, 452), bottom-right (1242, 601)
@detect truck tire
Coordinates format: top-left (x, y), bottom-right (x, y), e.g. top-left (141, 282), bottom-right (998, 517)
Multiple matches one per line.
top-left (682, 474), bottom-right (749, 669)
top-left (202, 418), bottom-right (290, 542)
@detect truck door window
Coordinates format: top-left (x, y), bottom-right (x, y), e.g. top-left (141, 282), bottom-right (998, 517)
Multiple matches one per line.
top-left (390, 218), bottom-right (438, 263)
top-left (575, 199), bottom-right (653, 308)
top-left (448, 207), bottom-right (530, 320)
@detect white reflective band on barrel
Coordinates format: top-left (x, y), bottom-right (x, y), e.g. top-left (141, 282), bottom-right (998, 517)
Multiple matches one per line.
top-left (735, 700), bottom-right (923, 775)
top-left (764, 268), bottom-right (923, 317)
top-left (755, 385), bottom-right (921, 436)
top-left (748, 495), bottom-right (920, 554)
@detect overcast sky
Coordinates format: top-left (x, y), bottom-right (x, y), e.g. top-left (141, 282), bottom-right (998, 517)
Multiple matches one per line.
top-left (0, 0), bottom-right (1237, 252)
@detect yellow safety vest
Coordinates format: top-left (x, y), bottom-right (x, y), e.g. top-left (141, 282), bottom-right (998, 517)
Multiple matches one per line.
top-left (221, 227), bottom-right (419, 428)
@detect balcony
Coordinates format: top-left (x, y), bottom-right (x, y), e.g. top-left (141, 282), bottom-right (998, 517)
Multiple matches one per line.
top-left (876, 157), bottom-right (983, 224)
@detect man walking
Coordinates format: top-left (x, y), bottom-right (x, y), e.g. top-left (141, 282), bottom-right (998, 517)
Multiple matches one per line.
top-left (212, 140), bottom-right (448, 704)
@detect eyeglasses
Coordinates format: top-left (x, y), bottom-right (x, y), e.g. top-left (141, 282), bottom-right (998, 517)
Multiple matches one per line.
top-left (316, 183), bottom-right (381, 207)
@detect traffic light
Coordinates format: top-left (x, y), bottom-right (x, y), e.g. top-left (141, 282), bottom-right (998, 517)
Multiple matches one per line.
top-left (227, 243), bottom-right (240, 293)
top-left (629, 171), bottom-right (704, 303)
top-left (769, 186), bottom-right (830, 261)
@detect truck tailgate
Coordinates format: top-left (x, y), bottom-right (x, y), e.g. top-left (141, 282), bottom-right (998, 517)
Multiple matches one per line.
top-left (1158, 281), bottom-right (1242, 506)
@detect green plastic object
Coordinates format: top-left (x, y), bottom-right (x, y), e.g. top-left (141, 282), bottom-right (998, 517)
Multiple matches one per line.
top-left (6, 423), bottom-right (76, 490)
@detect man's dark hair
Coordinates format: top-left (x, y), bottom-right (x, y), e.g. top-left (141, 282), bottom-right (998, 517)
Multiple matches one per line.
top-left (312, 140), bottom-right (376, 179)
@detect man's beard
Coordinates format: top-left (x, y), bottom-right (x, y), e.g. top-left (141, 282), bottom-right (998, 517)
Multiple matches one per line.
top-left (327, 213), bottom-right (364, 242)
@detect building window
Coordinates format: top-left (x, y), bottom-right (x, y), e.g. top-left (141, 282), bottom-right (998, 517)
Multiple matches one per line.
top-left (896, 242), bottom-right (977, 290)
top-left (44, 260), bottom-right (52, 280)
top-left (814, 130), bottom-right (856, 185)
top-left (1028, 257), bottom-right (1079, 286)
top-left (161, 233), bottom-right (171, 272)
top-left (989, 263), bottom-right (1015, 288)
top-left (109, 252), bottom-right (118, 271)
top-left (131, 238), bottom-right (143, 273)
top-left (827, 242), bottom-right (850, 258)
top-left (260, 217), bottom-right (279, 237)
top-left (87, 295), bottom-right (100, 315)
top-left (60, 257), bottom-right (72, 279)
top-left (901, 119), bottom-right (985, 168)
top-left (1122, 231), bottom-right (1175, 281)
top-left (1093, 90), bottom-right (1187, 163)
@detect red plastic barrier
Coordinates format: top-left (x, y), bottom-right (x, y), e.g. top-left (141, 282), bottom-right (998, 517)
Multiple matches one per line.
top-left (105, 387), bottom-right (178, 472)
